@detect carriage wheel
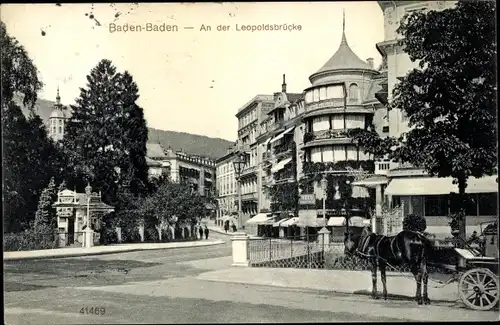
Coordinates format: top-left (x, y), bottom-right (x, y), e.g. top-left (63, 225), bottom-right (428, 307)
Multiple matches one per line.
top-left (459, 268), bottom-right (499, 311)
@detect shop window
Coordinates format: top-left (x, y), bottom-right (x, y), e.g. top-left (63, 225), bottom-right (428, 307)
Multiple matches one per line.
top-left (424, 195), bottom-right (448, 216)
top-left (478, 193), bottom-right (498, 215)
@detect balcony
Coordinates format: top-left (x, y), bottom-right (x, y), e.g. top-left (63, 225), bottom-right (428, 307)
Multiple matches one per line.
top-left (303, 129), bottom-right (349, 144)
top-left (241, 192), bottom-right (258, 202)
top-left (268, 120), bottom-right (285, 133)
top-left (240, 165), bottom-right (257, 177)
top-left (273, 141), bottom-right (295, 157)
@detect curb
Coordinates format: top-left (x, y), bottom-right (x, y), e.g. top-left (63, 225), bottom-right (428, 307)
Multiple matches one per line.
top-left (4, 240), bottom-right (226, 262)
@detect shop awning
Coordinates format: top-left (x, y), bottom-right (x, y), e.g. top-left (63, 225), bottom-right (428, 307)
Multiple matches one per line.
top-left (269, 126), bottom-right (295, 144)
top-left (219, 215), bottom-right (237, 222)
top-left (273, 218), bottom-right (290, 227)
top-left (385, 175), bottom-right (498, 196)
top-left (271, 157), bottom-right (293, 173)
top-left (281, 217), bottom-right (300, 227)
top-left (352, 175), bottom-right (388, 188)
top-left (298, 218), bottom-right (327, 228)
top-left (263, 138), bottom-right (272, 147)
top-left (259, 217), bottom-right (277, 225)
top-left (327, 216), bottom-right (370, 227)
top-left (246, 213), bottom-right (272, 225)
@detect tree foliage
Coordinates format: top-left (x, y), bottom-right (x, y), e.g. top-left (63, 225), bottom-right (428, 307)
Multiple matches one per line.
top-left (34, 177), bottom-right (58, 231)
top-left (1, 22), bottom-right (59, 233)
top-left (136, 180), bottom-right (208, 229)
top-left (62, 59), bottom-right (150, 205)
top-left (391, 1), bottom-right (497, 240)
top-left (0, 21), bottom-right (42, 108)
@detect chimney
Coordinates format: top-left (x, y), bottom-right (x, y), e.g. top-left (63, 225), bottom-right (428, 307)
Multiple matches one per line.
top-left (366, 58), bottom-right (374, 68)
top-left (281, 74), bottom-right (287, 93)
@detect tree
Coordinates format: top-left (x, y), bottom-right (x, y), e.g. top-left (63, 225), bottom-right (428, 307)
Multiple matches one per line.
top-left (391, 1), bottom-right (497, 242)
top-left (1, 21), bottom-right (42, 108)
top-left (1, 22), bottom-right (60, 232)
top-left (63, 59), bottom-right (150, 207)
top-left (136, 181), bottom-right (208, 240)
top-left (34, 177), bottom-right (58, 231)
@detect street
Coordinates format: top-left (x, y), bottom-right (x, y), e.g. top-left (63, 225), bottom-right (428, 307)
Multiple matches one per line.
top-left (4, 232), bottom-right (498, 324)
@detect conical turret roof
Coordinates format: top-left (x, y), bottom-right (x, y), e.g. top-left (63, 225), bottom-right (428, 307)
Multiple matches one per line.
top-left (313, 12), bottom-right (373, 75)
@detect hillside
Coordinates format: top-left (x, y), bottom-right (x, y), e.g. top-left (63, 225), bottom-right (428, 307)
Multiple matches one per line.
top-left (13, 94), bottom-right (234, 160)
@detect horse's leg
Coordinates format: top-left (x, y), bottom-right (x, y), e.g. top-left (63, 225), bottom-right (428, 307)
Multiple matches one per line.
top-left (411, 264), bottom-right (423, 305)
top-left (421, 260), bottom-right (431, 305)
top-left (379, 260), bottom-right (388, 300)
top-left (371, 257), bottom-right (379, 299)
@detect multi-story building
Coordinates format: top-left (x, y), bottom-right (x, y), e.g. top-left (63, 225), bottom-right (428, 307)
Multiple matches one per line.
top-left (215, 148), bottom-right (238, 225)
top-left (145, 142), bottom-right (216, 198)
top-left (235, 94), bottom-right (274, 224)
top-left (294, 14), bottom-right (387, 234)
top-left (260, 76), bottom-right (303, 214)
top-left (370, 0), bottom-right (498, 237)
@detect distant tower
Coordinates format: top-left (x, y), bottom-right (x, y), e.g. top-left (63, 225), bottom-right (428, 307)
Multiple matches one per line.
top-left (48, 87), bottom-right (68, 142)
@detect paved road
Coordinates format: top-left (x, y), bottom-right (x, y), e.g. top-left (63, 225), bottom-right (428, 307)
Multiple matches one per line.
top-left (4, 232), bottom-right (497, 324)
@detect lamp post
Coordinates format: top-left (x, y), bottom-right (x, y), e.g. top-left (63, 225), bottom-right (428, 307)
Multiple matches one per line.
top-left (232, 151), bottom-right (247, 230)
top-left (343, 180), bottom-right (351, 235)
top-left (320, 174), bottom-right (328, 228)
top-left (85, 183), bottom-right (92, 229)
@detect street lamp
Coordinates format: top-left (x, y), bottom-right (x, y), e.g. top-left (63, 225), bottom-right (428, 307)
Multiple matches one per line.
top-left (343, 180), bottom-right (351, 235)
top-left (85, 183), bottom-right (92, 229)
top-left (232, 151), bottom-right (247, 230)
top-left (320, 174), bottom-right (328, 228)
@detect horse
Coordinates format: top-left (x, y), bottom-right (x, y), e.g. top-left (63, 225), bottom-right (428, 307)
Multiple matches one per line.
top-left (344, 226), bottom-right (433, 305)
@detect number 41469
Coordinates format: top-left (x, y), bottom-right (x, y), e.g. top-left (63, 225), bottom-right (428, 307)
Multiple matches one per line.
top-left (80, 306), bottom-right (105, 315)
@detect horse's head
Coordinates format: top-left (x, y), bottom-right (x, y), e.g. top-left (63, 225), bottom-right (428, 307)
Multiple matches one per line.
top-left (344, 225), bottom-right (372, 255)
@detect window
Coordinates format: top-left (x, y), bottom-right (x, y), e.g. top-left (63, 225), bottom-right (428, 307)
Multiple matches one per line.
top-left (478, 193), bottom-right (498, 216)
top-left (424, 195), bottom-right (448, 216)
top-left (349, 84), bottom-right (359, 102)
top-left (58, 127), bottom-right (62, 133)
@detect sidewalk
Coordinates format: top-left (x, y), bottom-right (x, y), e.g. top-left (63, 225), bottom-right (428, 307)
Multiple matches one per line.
top-left (197, 267), bottom-right (461, 303)
top-left (4, 239), bottom-right (225, 261)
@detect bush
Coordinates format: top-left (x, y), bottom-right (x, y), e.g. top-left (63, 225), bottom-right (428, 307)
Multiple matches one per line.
top-left (121, 226), bottom-right (141, 243)
top-left (100, 228), bottom-right (118, 245)
top-left (144, 227), bottom-right (159, 242)
top-left (4, 225), bottom-right (58, 251)
top-left (403, 214), bottom-right (427, 232)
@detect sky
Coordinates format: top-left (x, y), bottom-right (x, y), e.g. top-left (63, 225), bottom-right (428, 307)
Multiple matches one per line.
top-left (1, 2), bottom-right (384, 141)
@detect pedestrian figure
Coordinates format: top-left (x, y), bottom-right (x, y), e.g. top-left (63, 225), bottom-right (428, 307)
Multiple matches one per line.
top-left (231, 223), bottom-right (237, 232)
top-left (204, 225), bottom-right (209, 240)
top-left (224, 222), bottom-right (229, 233)
top-left (199, 225), bottom-right (204, 239)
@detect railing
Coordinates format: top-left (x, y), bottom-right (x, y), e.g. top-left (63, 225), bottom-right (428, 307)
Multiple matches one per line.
top-left (241, 165), bottom-right (256, 177)
top-left (303, 129), bottom-right (349, 144)
top-left (273, 141), bottom-right (294, 155)
top-left (268, 120), bottom-right (285, 132)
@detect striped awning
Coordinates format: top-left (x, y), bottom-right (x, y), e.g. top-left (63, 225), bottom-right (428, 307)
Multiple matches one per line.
top-left (281, 217), bottom-right (300, 227)
top-left (246, 213), bottom-right (272, 225)
top-left (269, 126), bottom-right (295, 144)
top-left (327, 216), bottom-right (370, 227)
top-left (273, 218), bottom-right (290, 227)
top-left (271, 157), bottom-right (292, 173)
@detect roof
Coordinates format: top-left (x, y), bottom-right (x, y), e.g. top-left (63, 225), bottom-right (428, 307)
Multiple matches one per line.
top-left (362, 77), bottom-right (386, 104)
top-left (146, 156), bottom-right (162, 167)
top-left (49, 107), bottom-right (69, 119)
top-left (146, 143), bottom-right (166, 158)
top-left (236, 94), bottom-right (274, 117)
top-left (312, 31), bottom-right (374, 76)
top-left (286, 93), bottom-right (303, 104)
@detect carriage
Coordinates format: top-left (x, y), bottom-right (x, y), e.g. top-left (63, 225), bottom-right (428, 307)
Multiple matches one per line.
top-left (453, 221), bottom-right (498, 311)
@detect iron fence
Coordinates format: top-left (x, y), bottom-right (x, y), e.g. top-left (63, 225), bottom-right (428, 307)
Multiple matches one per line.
top-left (247, 233), bottom-right (438, 273)
top-left (56, 232), bottom-right (84, 247)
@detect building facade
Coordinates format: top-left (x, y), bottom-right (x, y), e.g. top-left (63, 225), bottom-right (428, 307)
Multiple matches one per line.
top-left (145, 142), bottom-right (216, 198)
top-left (235, 94), bottom-right (275, 223)
top-left (372, 0), bottom-right (498, 237)
top-left (47, 87), bottom-right (69, 142)
top-left (215, 148), bottom-right (238, 219)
